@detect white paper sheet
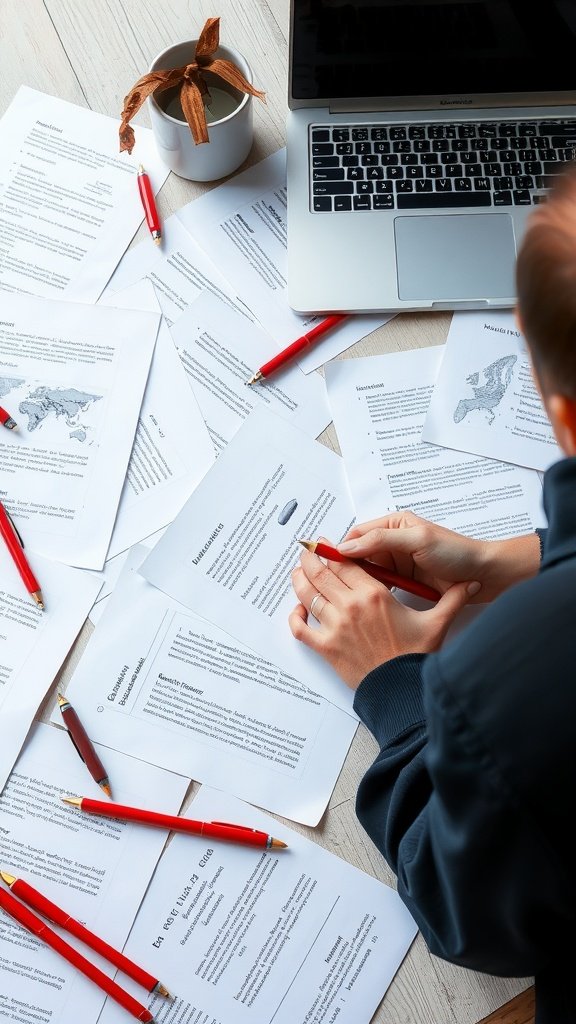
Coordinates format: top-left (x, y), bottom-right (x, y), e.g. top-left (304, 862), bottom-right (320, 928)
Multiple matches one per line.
top-left (325, 347), bottom-right (546, 537)
top-left (0, 722), bottom-right (188, 1024)
top-left (140, 407), bottom-right (358, 715)
top-left (0, 550), bottom-right (101, 794)
top-left (54, 546), bottom-right (357, 826)
top-left (0, 291), bottom-right (158, 568)
top-left (100, 282), bottom-right (215, 558)
top-left (97, 785), bottom-right (417, 1024)
top-left (103, 215), bottom-right (251, 327)
top-left (176, 150), bottom-right (395, 372)
top-left (170, 291), bottom-right (331, 452)
top-left (0, 86), bottom-right (169, 302)
top-left (422, 311), bottom-right (562, 472)
top-left (87, 527), bottom-right (166, 626)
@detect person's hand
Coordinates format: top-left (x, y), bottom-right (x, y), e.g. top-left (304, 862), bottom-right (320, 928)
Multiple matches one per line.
top-left (289, 548), bottom-right (478, 688)
top-left (336, 511), bottom-right (541, 604)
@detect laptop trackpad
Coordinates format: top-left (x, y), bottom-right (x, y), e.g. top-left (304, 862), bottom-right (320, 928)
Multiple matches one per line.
top-left (395, 213), bottom-right (516, 301)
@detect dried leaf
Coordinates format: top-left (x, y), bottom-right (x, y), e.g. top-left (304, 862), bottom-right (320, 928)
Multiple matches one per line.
top-left (209, 59), bottom-right (266, 101)
top-left (119, 67), bottom-right (187, 153)
top-left (180, 76), bottom-right (210, 145)
top-left (195, 17), bottom-right (221, 62)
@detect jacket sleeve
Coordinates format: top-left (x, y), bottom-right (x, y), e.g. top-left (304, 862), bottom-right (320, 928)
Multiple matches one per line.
top-left (353, 645), bottom-right (556, 979)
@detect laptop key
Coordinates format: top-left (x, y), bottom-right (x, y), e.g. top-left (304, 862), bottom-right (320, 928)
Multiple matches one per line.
top-left (397, 192), bottom-right (491, 209)
top-left (313, 197), bottom-right (332, 211)
top-left (314, 169), bottom-right (345, 181)
top-left (312, 129), bottom-right (330, 141)
top-left (494, 191), bottom-right (513, 205)
top-left (353, 195), bottom-right (372, 209)
top-left (313, 156), bottom-right (339, 167)
top-left (373, 194), bottom-right (394, 208)
top-left (313, 182), bottom-right (354, 194)
top-left (513, 190), bottom-right (532, 205)
top-left (312, 143), bottom-right (334, 155)
top-left (332, 129), bottom-right (350, 142)
top-left (334, 195), bottom-right (352, 210)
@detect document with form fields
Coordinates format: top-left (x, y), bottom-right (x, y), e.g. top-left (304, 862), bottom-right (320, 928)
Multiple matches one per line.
top-left (0, 291), bottom-right (158, 568)
top-left (422, 311), bottom-right (562, 472)
top-left (97, 785), bottom-right (418, 1024)
top-left (0, 722), bottom-right (189, 1024)
top-left (325, 347), bottom-right (546, 538)
top-left (140, 407), bottom-right (358, 715)
top-left (0, 86), bottom-right (168, 302)
top-left (0, 550), bottom-right (101, 795)
top-left (52, 546), bottom-right (357, 826)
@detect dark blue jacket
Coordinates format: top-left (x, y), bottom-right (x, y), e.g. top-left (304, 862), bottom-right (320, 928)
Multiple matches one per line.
top-left (353, 456), bottom-right (576, 1024)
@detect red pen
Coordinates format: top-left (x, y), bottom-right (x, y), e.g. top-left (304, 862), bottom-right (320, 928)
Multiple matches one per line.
top-left (299, 539), bottom-right (441, 603)
top-left (0, 500), bottom-right (44, 609)
top-left (137, 165), bottom-right (161, 246)
top-left (0, 872), bottom-right (170, 998)
top-left (246, 314), bottom-right (348, 383)
top-left (0, 405), bottom-right (17, 430)
top-left (62, 796), bottom-right (288, 850)
top-left (0, 886), bottom-right (156, 1022)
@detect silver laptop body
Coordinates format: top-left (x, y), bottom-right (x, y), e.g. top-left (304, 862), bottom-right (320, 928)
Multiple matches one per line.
top-left (286, 0), bottom-right (576, 314)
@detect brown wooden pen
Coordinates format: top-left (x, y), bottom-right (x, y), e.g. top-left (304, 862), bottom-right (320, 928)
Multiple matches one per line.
top-left (57, 693), bottom-right (112, 798)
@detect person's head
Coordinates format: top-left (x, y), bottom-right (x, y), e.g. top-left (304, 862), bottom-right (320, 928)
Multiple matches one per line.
top-left (515, 163), bottom-right (576, 455)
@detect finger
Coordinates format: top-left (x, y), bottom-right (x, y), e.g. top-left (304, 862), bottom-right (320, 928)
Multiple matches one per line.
top-left (291, 566), bottom-right (337, 625)
top-left (289, 603), bottom-right (329, 654)
top-left (427, 580), bottom-right (479, 638)
top-left (341, 511), bottom-right (416, 543)
top-left (338, 525), bottom-right (427, 572)
top-left (300, 548), bottom-right (379, 603)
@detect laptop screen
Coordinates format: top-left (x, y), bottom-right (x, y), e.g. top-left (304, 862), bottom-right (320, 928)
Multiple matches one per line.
top-left (291, 0), bottom-right (576, 102)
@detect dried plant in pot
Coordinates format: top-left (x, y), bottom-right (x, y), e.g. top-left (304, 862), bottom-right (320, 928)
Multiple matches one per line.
top-left (119, 17), bottom-right (266, 180)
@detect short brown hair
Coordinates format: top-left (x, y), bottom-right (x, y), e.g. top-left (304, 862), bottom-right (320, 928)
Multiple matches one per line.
top-left (515, 163), bottom-right (576, 398)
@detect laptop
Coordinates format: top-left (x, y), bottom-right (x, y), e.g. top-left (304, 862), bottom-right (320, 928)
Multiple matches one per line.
top-left (286, 0), bottom-right (576, 315)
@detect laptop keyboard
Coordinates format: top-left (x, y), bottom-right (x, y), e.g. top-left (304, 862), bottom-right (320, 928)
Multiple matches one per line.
top-left (310, 119), bottom-right (576, 212)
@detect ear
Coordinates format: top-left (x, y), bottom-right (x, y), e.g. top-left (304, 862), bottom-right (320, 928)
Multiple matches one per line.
top-left (546, 393), bottom-right (576, 456)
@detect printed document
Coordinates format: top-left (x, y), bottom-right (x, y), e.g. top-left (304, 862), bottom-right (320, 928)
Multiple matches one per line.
top-left (0, 550), bottom-right (101, 794)
top-left (325, 347), bottom-right (546, 536)
top-left (0, 291), bottom-right (158, 568)
top-left (140, 407), bottom-right (358, 714)
top-left (101, 282), bottom-right (214, 558)
top-left (55, 547), bottom-right (357, 826)
top-left (170, 292), bottom-right (331, 452)
top-left (176, 150), bottom-right (395, 372)
top-left (0, 86), bottom-right (169, 302)
top-left (0, 722), bottom-right (188, 1024)
top-left (422, 312), bottom-right (561, 472)
top-left (103, 214), bottom-right (250, 327)
top-left (98, 785), bottom-right (418, 1024)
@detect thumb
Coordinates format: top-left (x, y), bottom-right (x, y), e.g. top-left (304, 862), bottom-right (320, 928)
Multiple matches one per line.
top-left (430, 580), bottom-right (481, 632)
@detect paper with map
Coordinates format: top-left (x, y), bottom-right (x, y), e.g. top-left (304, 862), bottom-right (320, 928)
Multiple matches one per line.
top-left (0, 291), bottom-right (158, 568)
top-left (325, 346), bottom-right (546, 538)
top-left (0, 722), bottom-right (188, 1024)
top-left (175, 150), bottom-right (395, 373)
top-left (0, 86), bottom-right (169, 302)
top-left (140, 407), bottom-right (358, 715)
top-left (54, 545), bottom-right (357, 825)
top-left (97, 785), bottom-right (417, 1024)
top-left (0, 548), bottom-right (101, 795)
top-left (422, 311), bottom-right (562, 472)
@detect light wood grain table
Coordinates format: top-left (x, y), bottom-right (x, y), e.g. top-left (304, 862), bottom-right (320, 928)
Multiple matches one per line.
top-left (0, 1), bottom-right (535, 1021)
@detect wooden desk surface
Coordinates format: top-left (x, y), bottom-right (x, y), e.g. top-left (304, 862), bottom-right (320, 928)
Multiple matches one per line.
top-left (0, 1), bottom-right (534, 1020)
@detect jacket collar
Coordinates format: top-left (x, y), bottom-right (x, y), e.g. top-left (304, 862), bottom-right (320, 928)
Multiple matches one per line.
top-left (541, 456), bottom-right (576, 569)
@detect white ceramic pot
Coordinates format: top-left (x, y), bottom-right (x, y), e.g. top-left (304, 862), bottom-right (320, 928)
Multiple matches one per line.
top-left (147, 39), bottom-right (254, 181)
